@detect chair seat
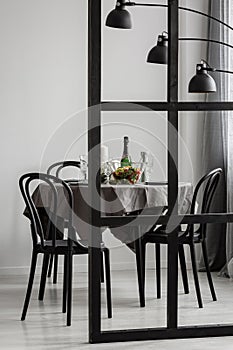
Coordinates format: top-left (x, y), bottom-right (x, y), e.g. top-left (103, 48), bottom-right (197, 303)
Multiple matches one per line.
top-left (73, 240), bottom-right (107, 250)
top-left (38, 239), bottom-right (107, 254)
top-left (144, 228), bottom-right (202, 245)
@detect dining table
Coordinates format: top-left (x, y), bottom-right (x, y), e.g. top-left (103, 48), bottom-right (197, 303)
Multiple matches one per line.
top-left (26, 181), bottom-right (193, 248)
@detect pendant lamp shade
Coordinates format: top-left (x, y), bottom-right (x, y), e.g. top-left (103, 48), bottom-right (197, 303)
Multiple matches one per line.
top-left (147, 35), bottom-right (168, 64)
top-left (188, 65), bottom-right (217, 93)
top-left (105, 6), bottom-right (132, 29)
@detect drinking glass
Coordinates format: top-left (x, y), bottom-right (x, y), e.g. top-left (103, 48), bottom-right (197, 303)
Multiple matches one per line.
top-left (109, 159), bottom-right (121, 172)
top-left (79, 155), bottom-right (88, 182)
top-left (145, 155), bottom-right (154, 182)
top-left (103, 161), bottom-right (112, 184)
top-left (131, 161), bottom-right (146, 182)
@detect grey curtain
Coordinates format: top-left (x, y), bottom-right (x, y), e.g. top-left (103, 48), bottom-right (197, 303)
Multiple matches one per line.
top-left (201, 0), bottom-right (230, 272)
top-left (226, 116), bottom-right (233, 278)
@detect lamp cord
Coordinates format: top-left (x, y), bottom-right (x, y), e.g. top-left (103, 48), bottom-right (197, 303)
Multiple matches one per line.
top-left (159, 35), bottom-right (233, 53)
top-left (179, 38), bottom-right (233, 51)
top-left (179, 5), bottom-right (233, 33)
top-left (126, 2), bottom-right (233, 33)
top-left (215, 68), bottom-right (233, 75)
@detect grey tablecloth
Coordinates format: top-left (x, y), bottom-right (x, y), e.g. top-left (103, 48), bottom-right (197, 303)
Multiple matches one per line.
top-left (102, 183), bottom-right (192, 245)
top-left (30, 182), bottom-right (192, 246)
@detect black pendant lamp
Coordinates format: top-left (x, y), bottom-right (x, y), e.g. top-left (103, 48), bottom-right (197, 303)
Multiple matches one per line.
top-left (147, 32), bottom-right (168, 64)
top-left (105, 1), bottom-right (132, 29)
top-left (188, 61), bottom-right (217, 93)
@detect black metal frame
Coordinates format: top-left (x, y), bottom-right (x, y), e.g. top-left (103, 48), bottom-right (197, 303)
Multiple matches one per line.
top-left (88, 0), bottom-right (233, 343)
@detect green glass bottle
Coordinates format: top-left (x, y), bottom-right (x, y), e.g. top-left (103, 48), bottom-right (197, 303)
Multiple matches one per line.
top-left (121, 136), bottom-right (132, 167)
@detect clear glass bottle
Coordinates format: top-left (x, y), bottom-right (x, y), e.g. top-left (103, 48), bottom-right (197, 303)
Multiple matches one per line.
top-left (121, 136), bottom-right (131, 167)
top-left (140, 151), bottom-right (148, 182)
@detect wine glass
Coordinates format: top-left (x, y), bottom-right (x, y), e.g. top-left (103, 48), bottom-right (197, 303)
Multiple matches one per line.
top-left (145, 154), bottom-right (154, 182)
top-left (103, 161), bottom-right (112, 184)
top-left (79, 155), bottom-right (88, 182)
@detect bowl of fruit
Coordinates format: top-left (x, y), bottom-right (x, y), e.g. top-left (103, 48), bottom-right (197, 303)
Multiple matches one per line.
top-left (110, 161), bottom-right (145, 184)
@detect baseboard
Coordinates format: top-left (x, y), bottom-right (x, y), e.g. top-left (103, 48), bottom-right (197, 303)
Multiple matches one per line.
top-left (0, 259), bottom-right (191, 276)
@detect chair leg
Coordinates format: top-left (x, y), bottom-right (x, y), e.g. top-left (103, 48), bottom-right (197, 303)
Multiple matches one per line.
top-left (155, 244), bottom-right (161, 299)
top-left (66, 251), bottom-right (73, 326)
top-left (201, 240), bottom-right (217, 301)
top-left (62, 255), bottom-right (68, 313)
top-left (101, 252), bottom-right (104, 283)
top-left (135, 238), bottom-right (145, 307)
top-left (38, 254), bottom-right (50, 300)
top-left (189, 243), bottom-right (203, 308)
top-left (53, 254), bottom-right (58, 284)
top-left (178, 245), bottom-right (189, 294)
top-left (47, 254), bottom-right (54, 278)
top-left (103, 249), bottom-right (112, 318)
top-left (141, 242), bottom-right (146, 292)
top-left (21, 251), bottom-right (38, 321)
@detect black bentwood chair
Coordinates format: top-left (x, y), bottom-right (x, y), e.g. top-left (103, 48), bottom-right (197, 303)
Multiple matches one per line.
top-left (135, 168), bottom-right (222, 308)
top-left (19, 172), bottom-right (112, 326)
top-left (46, 161), bottom-right (82, 283)
top-left (47, 160), bottom-right (82, 180)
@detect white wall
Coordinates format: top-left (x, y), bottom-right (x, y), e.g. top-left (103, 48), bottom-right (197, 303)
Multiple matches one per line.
top-left (0, 0), bottom-right (208, 274)
top-left (0, 0), bottom-right (87, 272)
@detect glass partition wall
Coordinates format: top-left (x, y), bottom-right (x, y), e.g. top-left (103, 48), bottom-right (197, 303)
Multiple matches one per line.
top-left (88, 0), bottom-right (233, 343)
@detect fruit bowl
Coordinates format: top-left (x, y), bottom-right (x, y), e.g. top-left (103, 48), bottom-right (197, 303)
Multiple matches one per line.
top-left (110, 161), bottom-right (146, 184)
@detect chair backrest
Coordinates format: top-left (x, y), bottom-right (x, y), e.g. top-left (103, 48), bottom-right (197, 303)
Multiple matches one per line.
top-left (47, 161), bottom-right (81, 180)
top-left (19, 172), bottom-right (74, 249)
top-left (185, 167), bottom-right (222, 238)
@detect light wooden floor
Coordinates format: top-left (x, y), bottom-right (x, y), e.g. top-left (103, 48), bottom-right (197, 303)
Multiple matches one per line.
top-left (1, 268), bottom-right (233, 349)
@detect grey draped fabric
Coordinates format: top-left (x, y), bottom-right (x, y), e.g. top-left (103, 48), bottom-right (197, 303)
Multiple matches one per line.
top-left (30, 182), bottom-right (192, 245)
top-left (226, 116), bottom-right (233, 277)
top-left (200, 0), bottom-right (230, 271)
